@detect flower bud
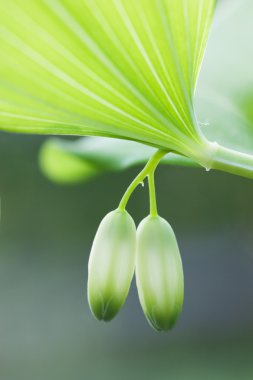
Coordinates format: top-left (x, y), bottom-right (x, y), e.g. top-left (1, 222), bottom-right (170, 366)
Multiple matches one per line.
top-left (88, 209), bottom-right (136, 321)
top-left (136, 216), bottom-right (184, 331)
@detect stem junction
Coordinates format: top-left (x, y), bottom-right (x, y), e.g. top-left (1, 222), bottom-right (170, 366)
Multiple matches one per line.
top-left (118, 149), bottom-right (167, 214)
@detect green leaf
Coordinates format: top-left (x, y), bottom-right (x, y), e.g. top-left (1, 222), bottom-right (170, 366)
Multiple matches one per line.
top-left (196, 0), bottom-right (253, 155)
top-left (39, 137), bottom-right (198, 184)
top-left (0, 0), bottom-right (216, 166)
top-left (39, 1), bottom-right (253, 183)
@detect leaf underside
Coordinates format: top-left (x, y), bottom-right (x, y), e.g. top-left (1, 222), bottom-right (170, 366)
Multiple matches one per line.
top-left (0, 0), bottom-right (216, 159)
top-left (39, 0), bottom-right (253, 183)
top-left (1, 0), bottom-right (253, 183)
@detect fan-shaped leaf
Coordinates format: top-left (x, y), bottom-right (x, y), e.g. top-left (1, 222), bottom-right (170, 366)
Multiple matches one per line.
top-left (0, 0), bottom-right (216, 166)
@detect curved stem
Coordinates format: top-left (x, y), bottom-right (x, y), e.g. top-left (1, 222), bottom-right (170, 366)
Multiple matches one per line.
top-left (118, 149), bottom-right (167, 211)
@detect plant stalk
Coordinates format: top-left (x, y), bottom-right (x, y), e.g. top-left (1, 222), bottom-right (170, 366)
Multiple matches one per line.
top-left (211, 144), bottom-right (253, 179)
top-left (118, 149), bottom-right (167, 211)
top-left (148, 171), bottom-right (158, 217)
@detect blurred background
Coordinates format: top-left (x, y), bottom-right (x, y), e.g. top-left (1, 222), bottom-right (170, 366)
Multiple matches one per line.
top-left (0, 131), bottom-right (253, 380)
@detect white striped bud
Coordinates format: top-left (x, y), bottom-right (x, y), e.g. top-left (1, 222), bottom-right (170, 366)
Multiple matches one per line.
top-left (136, 216), bottom-right (184, 331)
top-left (88, 209), bottom-right (136, 321)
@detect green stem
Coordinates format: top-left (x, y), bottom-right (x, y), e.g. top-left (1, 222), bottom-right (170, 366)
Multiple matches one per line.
top-left (118, 149), bottom-right (167, 211)
top-left (211, 144), bottom-right (253, 179)
top-left (148, 170), bottom-right (158, 217)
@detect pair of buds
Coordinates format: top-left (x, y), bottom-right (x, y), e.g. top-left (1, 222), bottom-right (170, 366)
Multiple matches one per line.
top-left (87, 209), bottom-right (184, 332)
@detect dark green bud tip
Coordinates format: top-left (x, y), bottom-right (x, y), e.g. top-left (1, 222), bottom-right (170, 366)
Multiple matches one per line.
top-left (136, 215), bottom-right (184, 332)
top-left (88, 209), bottom-right (136, 321)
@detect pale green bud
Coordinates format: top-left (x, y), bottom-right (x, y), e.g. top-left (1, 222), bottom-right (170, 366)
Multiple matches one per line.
top-left (136, 216), bottom-right (184, 332)
top-left (88, 209), bottom-right (136, 321)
